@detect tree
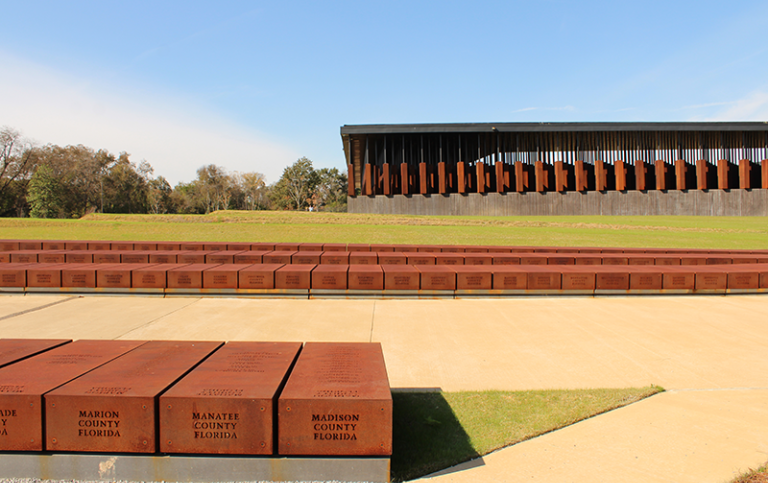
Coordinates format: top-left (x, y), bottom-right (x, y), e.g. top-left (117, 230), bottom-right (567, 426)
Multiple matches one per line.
top-left (102, 155), bottom-right (150, 213)
top-left (315, 168), bottom-right (348, 212)
top-left (0, 127), bottom-right (35, 215)
top-left (194, 164), bottom-right (231, 213)
top-left (27, 164), bottom-right (61, 218)
top-left (270, 157), bottom-right (320, 210)
top-left (230, 171), bottom-right (268, 210)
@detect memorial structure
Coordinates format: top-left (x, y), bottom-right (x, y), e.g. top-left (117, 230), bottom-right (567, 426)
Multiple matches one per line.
top-left (341, 122), bottom-right (768, 216)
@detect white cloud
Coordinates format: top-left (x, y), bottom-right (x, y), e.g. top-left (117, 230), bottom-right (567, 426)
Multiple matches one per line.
top-left (0, 51), bottom-right (298, 185)
top-left (703, 91), bottom-right (768, 121)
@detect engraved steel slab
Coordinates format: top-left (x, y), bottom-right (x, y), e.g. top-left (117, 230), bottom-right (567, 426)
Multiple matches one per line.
top-left (602, 256), bottom-right (629, 265)
top-left (595, 268), bottom-right (630, 290)
top-left (274, 243), bottom-right (300, 251)
top-left (491, 267), bottom-right (528, 289)
top-left (455, 266), bottom-right (491, 290)
top-left (662, 268), bottom-right (695, 289)
top-left (0, 264), bottom-right (27, 287)
top-left (627, 256), bottom-right (655, 265)
top-left (206, 251), bottom-right (246, 264)
top-left (377, 252), bottom-right (406, 265)
top-left (348, 265), bottom-right (383, 290)
top-left (87, 242), bottom-right (111, 250)
top-left (226, 243), bottom-right (251, 251)
top-left (263, 251), bottom-right (297, 264)
top-left (121, 252), bottom-right (151, 264)
top-left (92, 251), bottom-right (121, 263)
top-left (42, 241), bottom-right (67, 250)
top-left (320, 252), bottom-right (350, 265)
top-left (298, 243), bottom-right (324, 252)
top-left (275, 265), bottom-right (314, 289)
top-left (234, 251), bottom-right (269, 264)
top-left (45, 340), bottom-right (222, 453)
top-left (628, 267), bottom-right (663, 290)
top-left (238, 264), bottom-right (284, 289)
top-left (96, 264), bottom-right (139, 288)
top-left (26, 264), bottom-right (66, 288)
top-left (0, 241), bottom-right (20, 251)
top-left (526, 267), bottom-right (562, 290)
top-left (168, 264), bottom-right (219, 289)
top-left (10, 251), bottom-right (38, 263)
top-left (560, 267), bottom-right (596, 291)
top-left (406, 253), bottom-right (436, 266)
top-left (203, 243), bottom-right (228, 251)
top-left (203, 264), bottom-right (252, 289)
top-left (572, 255), bottom-right (601, 265)
top-left (65, 252), bottom-right (94, 263)
top-left (133, 264), bottom-right (185, 289)
top-left (347, 244), bottom-right (371, 252)
top-left (369, 244), bottom-right (395, 252)
top-left (148, 251), bottom-right (179, 264)
top-left (416, 266), bottom-right (456, 290)
top-left (134, 242), bottom-right (157, 251)
top-left (38, 252), bottom-right (66, 263)
top-left (62, 263), bottom-right (106, 288)
top-left (655, 256), bottom-right (682, 266)
top-left (0, 339), bottom-right (71, 369)
top-left (548, 256), bottom-right (575, 266)
top-left (177, 251), bottom-right (209, 264)
top-left (311, 266), bottom-right (348, 290)
top-left (0, 339), bottom-right (145, 451)
top-left (179, 242), bottom-right (206, 251)
top-left (519, 255), bottom-right (547, 266)
top-left (322, 243), bottom-right (346, 252)
top-left (293, 252), bottom-right (321, 265)
top-left (349, 253), bottom-right (377, 265)
top-left (278, 342), bottom-right (392, 456)
top-left (463, 254), bottom-right (494, 266)
top-left (694, 270), bottom-right (727, 290)
top-left (382, 265), bottom-right (419, 290)
top-left (112, 242), bottom-right (134, 251)
top-left (250, 243), bottom-right (276, 251)
top-left (156, 243), bottom-right (181, 251)
top-left (18, 241), bottom-right (41, 250)
top-left (159, 341), bottom-right (301, 455)
top-left (434, 254), bottom-right (464, 266)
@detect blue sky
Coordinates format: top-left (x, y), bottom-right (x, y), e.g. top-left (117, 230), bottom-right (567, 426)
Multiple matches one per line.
top-left (2, 1), bottom-right (768, 185)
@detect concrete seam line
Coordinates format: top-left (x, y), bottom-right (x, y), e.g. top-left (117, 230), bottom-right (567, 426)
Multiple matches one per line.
top-left (369, 300), bottom-right (376, 343)
top-left (0, 295), bottom-right (79, 322)
top-left (115, 298), bottom-right (202, 339)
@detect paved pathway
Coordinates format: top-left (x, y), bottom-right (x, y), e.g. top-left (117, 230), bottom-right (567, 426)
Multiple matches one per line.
top-left (0, 293), bottom-right (766, 482)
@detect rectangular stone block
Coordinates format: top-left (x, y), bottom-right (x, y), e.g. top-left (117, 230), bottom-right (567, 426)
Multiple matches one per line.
top-left (463, 254), bottom-right (494, 266)
top-left (0, 339), bottom-right (71, 369)
top-left (156, 243), bottom-right (181, 251)
top-left (263, 251), bottom-right (297, 265)
top-left (519, 255), bottom-right (547, 266)
top-left (407, 253), bottom-right (436, 266)
top-left (226, 243), bottom-right (251, 251)
top-left (93, 251), bottom-right (121, 263)
top-left (727, 269), bottom-right (760, 289)
top-left (159, 341), bottom-right (302, 455)
top-left (694, 270), bottom-right (727, 290)
top-left (416, 266), bottom-right (456, 290)
top-left (349, 252), bottom-right (377, 265)
top-left (491, 267), bottom-right (528, 289)
top-left (132, 264), bottom-right (180, 289)
top-left (548, 256), bottom-right (575, 266)
top-left (275, 265), bottom-right (314, 289)
top-left (121, 252), bottom-right (151, 264)
top-left (455, 266), bottom-right (492, 290)
top-left (238, 264), bottom-right (284, 289)
top-left (293, 252), bottom-right (321, 265)
top-left (201, 264), bottom-right (251, 289)
top-left (561, 268), bottom-right (596, 290)
top-left (274, 243), bottom-right (300, 251)
top-left (250, 243), bottom-right (276, 251)
top-left (27, 264), bottom-right (66, 288)
top-left (168, 264), bottom-right (219, 289)
top-left (347, 244), bottom-right (371, 252)
top-left (662, 269), bottom-right (695, 290)
top-left (133, 242), bottom-right (157, 251)
top-left (348, 265), bottom-right (384, 290)
top-left (96, 264), bottom-right (137, 288)
top-left (45, 340), bottom-right (222, 453)
top-left (527, 268), bottom-right (562, 290)
top-left (0, 241), bottom-right (20, 251)
top-left (378, 252), bottom-right (406, 265)
top-left (628, 267), bottom-right (663, 290)
top-left (573, 255), bottom-right (602, 265)
top-left (65, 252), bottom-right (94, 264)
top-left (435, 254), bottom-right (465, 266)
top-left (595, 268), bottom-right (630, 290)
top-left (177, 251), bottom-right (209, 264)
top-left (148, 251), bottom-right (178, 264)
top-left (0, 339), bottom-right (145, 451)
top-left (369, 244), bottom-right (395, 252)
top-left (206, 251), bottom-right (246, 264)
top-left (322, 243), bottom-right (346, 252)
top-left (382, 265), bottom-right (419, 290)
top-left (180, 242), bottom-right (206, 251)
top-left (234, 251), bottom-right (269, 264)
top-left (0, 264), bottom-right (28, 287)
top-left (42, 241), bottom-right (67, 250)
top-left (39, 252), bottom-right (66, 264)
top-left (311, 265), bottom-right (348, 290)
top-left (10, 251), bottom-right (38, 263)
top-left (321, 252), bottom-right (351, 265)
top-left (492, 254), bottom-right (521, 265)
top-left (278, 342), bottom-right (392, 456)
top-left (62, 264), bottom-right (105, 288)
top-left (299, 243), bottom-right (324, 252)
top-left (87, 242), bottom-right (111, 250)
top-left (112, 242), bottom-right (134, 251)
top-left (18, 241), bottom-right (42, 250)
top-left (203, 243), bottom-right (228, 251)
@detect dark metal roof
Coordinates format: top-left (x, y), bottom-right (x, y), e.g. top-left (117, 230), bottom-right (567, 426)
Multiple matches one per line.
top-left (341, 122), bottom-right (768, 135)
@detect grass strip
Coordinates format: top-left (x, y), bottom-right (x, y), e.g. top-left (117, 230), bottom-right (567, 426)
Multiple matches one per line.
top-left (391, 386), bottom-right (662, 481)
top-left (731, 462), bottom-right (768, 483)
top-left (1, 212), bottom-right (768, 249)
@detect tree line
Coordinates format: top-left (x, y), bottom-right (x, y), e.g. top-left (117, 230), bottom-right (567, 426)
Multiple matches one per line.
top-left (0, 127), bottom-right (347, 218)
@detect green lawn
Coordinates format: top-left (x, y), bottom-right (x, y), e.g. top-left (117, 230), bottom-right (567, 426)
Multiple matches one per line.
top-left (1, 211), bottom-right (767, 249)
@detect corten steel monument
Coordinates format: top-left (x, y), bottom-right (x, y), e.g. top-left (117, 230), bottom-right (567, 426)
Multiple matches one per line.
top-left (341, 122), bottom-right (768, 216)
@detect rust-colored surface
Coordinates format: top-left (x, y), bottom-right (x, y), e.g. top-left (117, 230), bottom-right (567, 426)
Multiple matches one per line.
top-left (226, 243), bottom-right (252, 251)
top-left (322, 243), bottom-right (346, 252)
top-left (416, 266), bottom-right (456, 290)
top-left (560, 268), bottom-right (596, 290)
top-left (234, 251), bottom-right (269, 264)
top-left (349, 252), bottom-right (377, 265)
top-left (0, 263), bottom-right (28, 287)
top-left (378, 252), bottom-right (406, 265)
top-left (527, 267), bottom-right (562, 290)
top-left (96, 264), bottom-right (137, 288)
top-left (519, 255), bottom-right (547, 266)
top-left (299, 243), bottom-right (324, 252)
top-left (695, 271), bottom-right (728, 290)
top-left (602, 255), bottom-right (629, 265)
top-left (348, 265), bottom-right (383, 290)
top-left (548, 256), bottom-right (575, 266)
top-left (293, 252), bottom-right (321, 265)
top-left (275, 265), bottom-right (314, 289)
top-left (0, 339), bottom-right (71, 369)
top-left (435, 253), bottom-right (465, 266)
top-left (663, 269), bottom-right (695, 289)
top-left (121, 251), bottom-right (150, 264)
top-left (321, 252), bottom-right (350, 265)
top-left (573, 255), bottom-right (602, 265)
top-left (10, 251), bottom-right (38, 263)
top-left (180, 242), bottom-right (206, 251)
top-left (274, 243), bottom-right (300, 251)
top-left (203, 243), bottom-right (228, 251)
top-left (0, 252), bottom-right (11, 263)
top-left (727, 269), bottom-right (760, 289)
top-left (706, 257), bottom-right (733, 265)
top-left (238, 264), bottom-right (283, 289)
top-left (0, 241), bottom-right (20, 251)
top-left (278, 342), bottom-right (392, 456)
top-left (177, 251), bottom-right (210, 264)
top-left (628, 267), bottom-right (663, 290)
top-left (45, 340), bottom-right (222, 453)
top-left (133, 264), bottom-right (181, 288)
top-left (347, 244), bottom-right (371, 252)
top-left (311, 265), bottom-right (348, 290)
top-left (207, 250), bottom-right (246, 264)
top-left (168, 264), bottom-right (219, 289)
top-left (395, 245), bottom-right (419, 253)
top-left (112, 242), bottom-right (134, 251)
top-left (42, 241), bottom-right (67, 250)
top-left (681, 257), bottom-right (707, 266)
top-left (491, 267), bottom-right (528, 289)
top-left (65, 252), bottom-right (94, 263)
top-left (251, 243), bottom-right (276, 251)
top-left (92, 251), bottom-right (121, 263)
top-left (203, 264), bottom-right (252, 289)
top-left (407, 253), bottom-right (436, 266)
top-left (148, 251), bottom-right (178, 264)
top-left (655, 256), bottom-right (682, 266)
top-left (87, 242), bottom-right (111, 250)
top-left (156, 243), bottom-right (181, 251)
top-left (595, 269), bottom-right (630, 290)
top-left (382, 265), bottom-right (419, 290)
top-left (18, 241), bottom-right (42, 250)
top-left (464, 253), bottom-right (494, 265)
top-left (0, 339), bottom-right (145, 451)
top-left (455, 266), bottom-right (491, 290)
top-left (62, 263), bottom-right (105, 288)
top-left (27, 263), bottom-right (66, 288)
top-left (134, 242), bottom-right (157, 251)
top-left (159, 341), bottom-right (301, 455)
top-left (370, 244), bottom-right (395, 252)
top-left (263, 251), bottom-right (297, 264)
top-left (39, 252), bottom-right (66, 263)
top-left (492, 254), bottom-right (521, 265)
top-left (627, 256), bottom-right (654, 266)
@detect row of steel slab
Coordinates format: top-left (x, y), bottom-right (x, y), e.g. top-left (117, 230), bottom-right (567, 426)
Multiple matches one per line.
top-left (0, 339), bottom-right (391, 456)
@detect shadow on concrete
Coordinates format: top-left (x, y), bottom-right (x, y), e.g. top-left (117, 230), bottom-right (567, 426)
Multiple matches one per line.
top-left (390, 389), bottom-right (482, 482)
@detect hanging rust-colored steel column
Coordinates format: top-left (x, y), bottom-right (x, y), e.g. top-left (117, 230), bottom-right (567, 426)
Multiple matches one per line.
top-left (438, 162), bottom-right (447, 194)
top-left (696, 159), bottom-right (708, 189)
top-left (676, 160), bottom-right (687, 190)
top-left (476, 162), bottom-right (486, 193)
top-left (381, 163), bottom-right (391, 195)
top-left (717, 159), bottom-right (729, 189)
top-left (347, 164), bottom-right (355, 196)
top-left (615, 160), bottom-right (627, 191)
top-left (457, 162), bottom-right (466, 193)
top-left (419, 163), bottom-right (428, 194)
top-left (635, 160), bottom-right (647, 191)
top-left (739, 159), bottom-right (751, 189)
top-left (655, 160), bottom-right (668, 190)
top-left (595, 159), bottom-right (606, 191)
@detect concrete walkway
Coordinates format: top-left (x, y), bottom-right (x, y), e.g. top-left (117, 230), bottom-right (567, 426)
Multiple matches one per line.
top-left (0, 293), bottom-right (766, 482)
